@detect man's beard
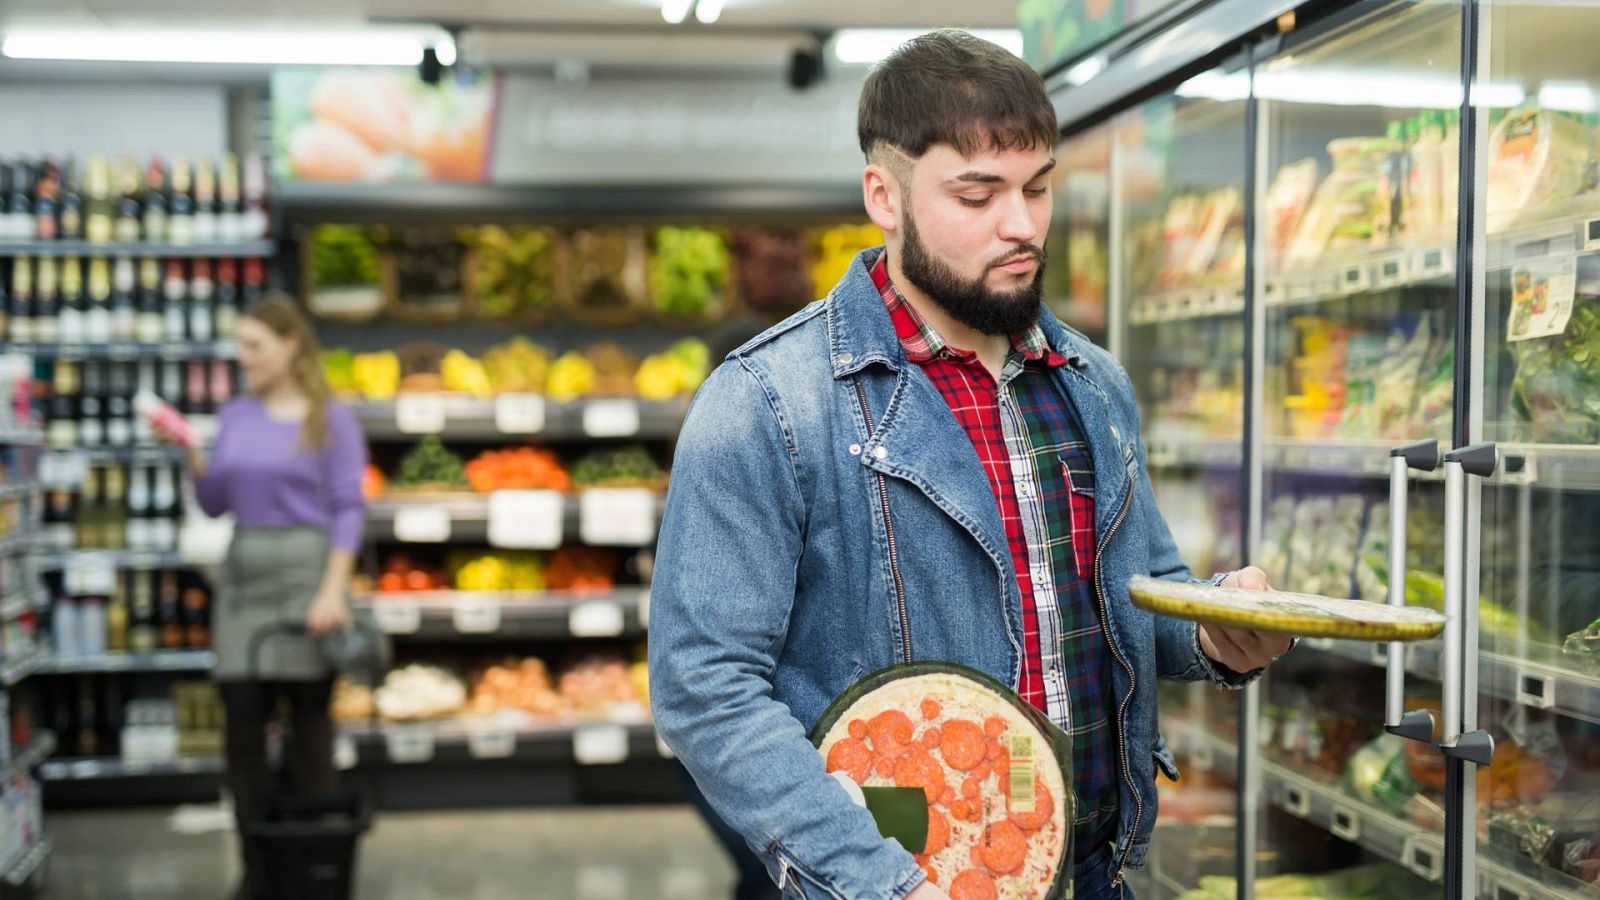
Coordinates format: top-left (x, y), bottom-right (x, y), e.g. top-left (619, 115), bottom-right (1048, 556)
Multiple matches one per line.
top-left (898, 213), bottom-right (1046, 338)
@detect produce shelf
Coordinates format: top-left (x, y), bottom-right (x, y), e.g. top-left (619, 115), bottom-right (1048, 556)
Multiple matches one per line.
top-left (0, 427), bottom-right (44, 447)
top-left (1144, 435), bottom-right (1589, 488)
top-left (366, 491), bottom-right (665, 547)
top-left (1298, 637), bottom-right (1600, 726)
top-left (1162, 719), bottom-right (1598, 900)
top-left (39, 755), bottom-right (224, 782)
top-left (1, 837), bottom-right (50, 888)
top-left (350, 396), bottom-right (690, 442)
top-left (337, 715), bottom-right (667, 768)
top-left (36, 650), bottom-right (216, 675)
top-left (352, 588), bottom-right (650, 640)
top-left (0, 239), bottom-right (275, 258)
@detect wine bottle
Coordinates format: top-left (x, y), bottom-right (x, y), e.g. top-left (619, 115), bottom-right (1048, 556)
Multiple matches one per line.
top-left (141, 158), bottom-right (167, 245)
top-left (183, 585), bottom-right (211, 649)
top-left (85, 256), bottom-right (113, 344)
top-left (159, 571), bottom-right (183, 649)
top-left (113, 158), bottom-right (143, 244)
top-left (188, 259), bottom-right (213, 344)
top-left (214, 258), bottom-right (239, 338)
top-left (58, 255), bottom-right (85, 346)
top-left (8, 254), bottom-right (32, 345)
top-left (47, 361), bottom-right (76, 450)
top-left (160, 360), bottom-right (183, 409)
top-left (134, 361), bottom-right (157, 444)
top-left (192, 159), bottom-right (217, 245)
top-left (78, 361), bottom-right (104, 448)
top-left (126, 463), bottom-right (149, 551)
top-left (241, 257), bottom-right (264, 306)
top-left (75, 464), bottom-right (100, 550)
top-left (102, 464), bottom-right (126, 551)
top-left (4, 162), bottom-right (32, 242)
top-left (33, 160), bottom-right (59, 242)
top-left (107, 574), bottom-right (130, 653)
top-left (33, 255), bottom-right (60, 345)
top-left (110, 257), bottom-right (137, 342)
top-left (129, 570), bottom-right (158, 654)
top-left (162, 260), bottom-right (187, 344)
top-left (209, 358), bottom-right (233, 411)
top-left (242, 154), bottom-right (269, 240)
top-left (217, 154), bottom-right (242, 243)
top-left (57, 158), bottom-right (84, 241)
top-left (84, 156), bottom-right (114, 245)
top-left (136, 258), bottom-right (163, 344)
top-left (152, 466), bottom-right (177, 552)
top-left (166, 157), bottom-right (194, 246)
top-left (106, 362), bottom-right (133, 448)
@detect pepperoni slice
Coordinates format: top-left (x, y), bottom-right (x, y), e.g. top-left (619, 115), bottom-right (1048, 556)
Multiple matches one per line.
top-left (983, 716), bottom-right (1006, 738)
top-left (1008, 778), bottom-right (1056, 832)
top-left (848, 719), bottom-right (868, 741)
top-left (949, 869), bottom-right (998, 900)
top-left (940, 720), bottom-right (987, 771)
top-left (893, 749), bottom-right (949, 801)
top-left (939, 785), bottom-right (958, 807)
top-left (961, 776), bottom-right (982, 799)
top-left (874, 757), bottom-right (896, 778)
top-left (921, 698), bottom-right (942, 720)
top-left (924, 866), bottom-right (940, 886)
top-left (825, 738), bottom-right (872, 784)
top-left (979, 820), bottom-right (1027, 875)
top-left (950, 798), bottom-right (972, 820)
top-left (924, 808), bottom-right (951, 856)
top-left (921, 727), bottom-right (942, 750)
top-left (868, 710), bottom-right (916, 758)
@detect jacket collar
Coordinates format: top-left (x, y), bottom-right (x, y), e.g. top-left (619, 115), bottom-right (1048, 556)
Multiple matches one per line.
top-left (825, 247), bottom-right (1086, 380)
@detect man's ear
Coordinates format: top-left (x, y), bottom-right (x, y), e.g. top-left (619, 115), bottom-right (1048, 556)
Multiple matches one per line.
top-left (862, 160), bottom-right (901, 235)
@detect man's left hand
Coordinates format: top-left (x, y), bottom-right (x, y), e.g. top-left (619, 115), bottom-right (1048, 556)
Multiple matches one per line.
top-left (1197, 566), bottom-right (1293, 674)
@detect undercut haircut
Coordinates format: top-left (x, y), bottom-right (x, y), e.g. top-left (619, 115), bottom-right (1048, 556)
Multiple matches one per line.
top-left (857, 29), bottom-right (1058, 163)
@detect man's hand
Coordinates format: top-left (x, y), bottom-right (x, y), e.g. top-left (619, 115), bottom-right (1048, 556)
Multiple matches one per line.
top-left (906, 881), bottom-right (950, 900)
top-left (1197, 566), bottom-right (1293, 673)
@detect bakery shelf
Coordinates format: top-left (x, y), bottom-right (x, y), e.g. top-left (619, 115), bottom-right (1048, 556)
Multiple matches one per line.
top-left (37, 551), bottom-right (188, 573)
top-left (351, 588), bottom-right (650, 640)
top-left (39, 755), bottom-right (224, 781)
top-left (350, 396), bottom-right (689, 443)
top-left (36, 650), bottom-right (216, 675)
top-left (337, 715), bottom-right (666, 768)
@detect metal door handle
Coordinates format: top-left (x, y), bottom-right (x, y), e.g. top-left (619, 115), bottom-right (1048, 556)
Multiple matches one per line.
top-left (1386, 440), bottom-right (1440, 743)
top-left (1440, 442), bottom-right (1497, 765)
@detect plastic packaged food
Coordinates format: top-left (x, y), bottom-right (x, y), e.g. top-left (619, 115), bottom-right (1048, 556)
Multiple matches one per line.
top-left (813, 663), bottom-right (1073, 898)
top-left (1486, 107), bottom-right (1596, 229)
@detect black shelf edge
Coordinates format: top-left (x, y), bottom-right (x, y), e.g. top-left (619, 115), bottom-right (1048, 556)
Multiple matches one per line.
top-left (35, 650), bottom-right (216, 675)
top-left (0, 240), bottom-right (274, 258)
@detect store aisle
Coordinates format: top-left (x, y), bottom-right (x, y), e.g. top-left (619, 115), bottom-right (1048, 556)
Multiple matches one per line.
top-left (44, 805), bottom-right (738, 900)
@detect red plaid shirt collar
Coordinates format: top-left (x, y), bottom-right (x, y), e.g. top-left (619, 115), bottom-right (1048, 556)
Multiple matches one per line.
top-left (869, 249), bottom-right (1070, 369)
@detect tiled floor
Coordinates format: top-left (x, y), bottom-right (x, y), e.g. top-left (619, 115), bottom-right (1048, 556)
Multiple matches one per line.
top-left (44, 805), bottom-right (739, 899)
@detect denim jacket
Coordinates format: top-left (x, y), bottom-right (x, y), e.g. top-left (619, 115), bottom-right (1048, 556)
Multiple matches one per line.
top-left (650, 248), bottom-right (1256, 898)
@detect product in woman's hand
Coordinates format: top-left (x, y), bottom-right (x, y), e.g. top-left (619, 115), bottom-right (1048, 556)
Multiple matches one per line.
top-left (134, 389), bottom-right (195, 448)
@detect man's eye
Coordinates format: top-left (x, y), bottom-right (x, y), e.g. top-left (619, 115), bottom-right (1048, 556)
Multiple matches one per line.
top-left (958, 196), bottom-right (992, 208)
top-left (1025, 187), bottom-right (1049, 198)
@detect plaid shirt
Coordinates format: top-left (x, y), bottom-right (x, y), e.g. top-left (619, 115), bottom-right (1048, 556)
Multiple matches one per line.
top-left (870, 250), bottom-right (1119, 853)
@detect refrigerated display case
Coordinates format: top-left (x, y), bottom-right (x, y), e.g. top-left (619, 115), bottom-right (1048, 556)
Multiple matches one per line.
top-left (1044, 0), bottom-right (1600, 896)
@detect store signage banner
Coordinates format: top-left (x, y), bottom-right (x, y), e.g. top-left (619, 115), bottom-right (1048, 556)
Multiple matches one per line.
top-left (272, 68), bottom-right (496, 183)
top-left (490, 75), bottom-right (864, 186)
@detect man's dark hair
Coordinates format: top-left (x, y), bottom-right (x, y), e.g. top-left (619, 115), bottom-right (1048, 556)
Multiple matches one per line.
top-left (857, 29), bottom-right (1057, 161)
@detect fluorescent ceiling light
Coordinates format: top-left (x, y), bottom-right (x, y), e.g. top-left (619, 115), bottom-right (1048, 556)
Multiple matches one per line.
top-left (1537, 80), bottom-right (1596, 113)
top-left (434, 36), bottom-right (457, 67)
top-left (1, 28), bottom-right (440, 66)
top-left (661, 0), bottom-right (694, 25)
top-left (695, 0), bottom-right (725, 24)
top-left (832, 29), bottom-right (1024, 65)
top-left (1064, 54), bottom-right (1107, 86)
top-left (1176, 69), bottom-right (1250, 102)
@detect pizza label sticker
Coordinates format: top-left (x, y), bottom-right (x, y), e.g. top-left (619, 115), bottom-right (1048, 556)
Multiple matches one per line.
top-left (1507, 258), bottom-right (1576, 342)
top-left (1008, 733), bottom-right (1036, 814)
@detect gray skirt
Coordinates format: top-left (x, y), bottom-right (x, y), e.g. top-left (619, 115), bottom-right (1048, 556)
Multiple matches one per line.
top-left (212, 526), bottom-right (332, 682)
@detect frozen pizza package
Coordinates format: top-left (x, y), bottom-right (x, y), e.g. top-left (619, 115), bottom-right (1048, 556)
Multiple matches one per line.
top-left (811, 662), bottom-right (1074, 899)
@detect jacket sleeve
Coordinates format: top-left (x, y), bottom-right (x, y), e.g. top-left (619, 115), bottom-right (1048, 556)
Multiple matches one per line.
top-left (649, 361), bottom-right (927, 900)
top-left (1112, 362), bottom-right (1264, 690)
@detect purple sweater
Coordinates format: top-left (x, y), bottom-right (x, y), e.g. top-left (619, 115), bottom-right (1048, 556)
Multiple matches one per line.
top-left (195, 397), bottom-right (368, 553)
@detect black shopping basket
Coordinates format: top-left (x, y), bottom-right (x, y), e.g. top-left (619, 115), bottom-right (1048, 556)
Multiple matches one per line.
top-left (240, 621), bottom-right (385, 900)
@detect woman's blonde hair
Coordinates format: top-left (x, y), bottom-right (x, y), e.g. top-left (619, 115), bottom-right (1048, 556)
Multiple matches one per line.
top-left (242, 292), bottom-right (333, 449)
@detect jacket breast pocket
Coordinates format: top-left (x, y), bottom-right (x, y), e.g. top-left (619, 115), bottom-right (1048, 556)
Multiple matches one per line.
top-left (1058, 444), bottom-right (1097, 576)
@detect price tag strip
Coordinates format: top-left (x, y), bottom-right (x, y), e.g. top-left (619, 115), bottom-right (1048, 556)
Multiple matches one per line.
top-left (494, 393), bottom-right (546, 435)
top-left (466, 724), bottom-right (518, 760)
top-left (393, 506), bottom-right (452, 543)
top-left (569, 600), bottom-right (626, 638)
top-left (1330, 805), bottom-right (1362, 841)
top-left (395, 393), bottom-right (448, 435)
top-left (583, 399), bottom-right (641, 438)
top-left (487, 490), bottom-right (564, 550)
top-left (384, 724), bottom-right (436, 764)
top-left (1404, 837), bottom-right (1444, 881)
top-left (1283, 783), bottom-right (1312, 818)
top-left (573, 724), bottom-right (630, 766)
top-left (1516, 669), bottom-right (1555, 709)
top-left (452, 594), bottom-right (502, 634)
top-left (373, 599), bottom-right (422, 635)
top-left (579, 489), bottom-right (658, 546)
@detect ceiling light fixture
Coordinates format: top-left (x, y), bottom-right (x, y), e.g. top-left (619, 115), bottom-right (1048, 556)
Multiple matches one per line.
top-left (0, 28), bottom-right (440, 66)
top-left (695, 0), bottom-right (725, 25)
top-left (661, 0), bottom-right (694, 25)
top-left (831, 29), bottom-right (1024, 65)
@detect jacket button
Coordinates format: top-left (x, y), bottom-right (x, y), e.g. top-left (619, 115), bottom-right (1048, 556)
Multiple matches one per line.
top-left (838, 353), bottom-right (855, 365)
top-left (848, 444), bottom-right (862, 456)
top-left (873, 446), bottom-right (889, 460)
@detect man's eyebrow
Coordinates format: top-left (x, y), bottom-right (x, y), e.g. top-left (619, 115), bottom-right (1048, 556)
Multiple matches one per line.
top-left (945, 159), bottom-right (1058, 186)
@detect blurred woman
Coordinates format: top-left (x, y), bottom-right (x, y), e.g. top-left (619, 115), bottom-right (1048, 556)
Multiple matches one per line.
top-left (154, 292), bottom-right (366, 900)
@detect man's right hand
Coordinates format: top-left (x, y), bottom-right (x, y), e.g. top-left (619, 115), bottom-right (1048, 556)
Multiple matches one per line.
top-left (906, 881), bottom-right (950, 900)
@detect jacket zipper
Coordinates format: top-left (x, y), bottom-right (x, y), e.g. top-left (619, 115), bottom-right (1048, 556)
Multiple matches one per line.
top-left (853, 379), bottom-right (912, 664)
top-left (1095, 472), bottom-right (1141, 885)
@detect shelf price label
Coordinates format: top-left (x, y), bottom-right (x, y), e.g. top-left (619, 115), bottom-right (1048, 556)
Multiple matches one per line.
top-left (1330, 805), bottom-right (1361, 841)
top-left (583, 399), bottom-right (640, 438)
top-left (1376, 253), bottom-right (1409, 287)
top-left (334, 734), bottom-right (358, 771)
top-left (452, 594), bottom-right (502, 634)
top-left (569, 600), bottom-right (625, 638)
top-left (372, 599), bottom-right (422, 635)
top-left (393, 506), bottom-right (451, 543)
top-left (1404, 838), bottom-right (1444, 881)
top-left (579, 489), bottom-right (658, 546)
top-left (1283, 784), bottom-right (1311, 818)
top-left (384, 724), bottom-right (436, 764)
top-left (467, 724), bottom-right (518, 760)
top-left (395, 394), bottom-right (448, 434)
top-left (494, 393), bottom-right (546, 435)
top-left (573, 724), bottom-right (630, 766)
top-left (1516, 670), bottom-right (1554, 709)
top-left (487, 490), bottom-right (564, 549)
